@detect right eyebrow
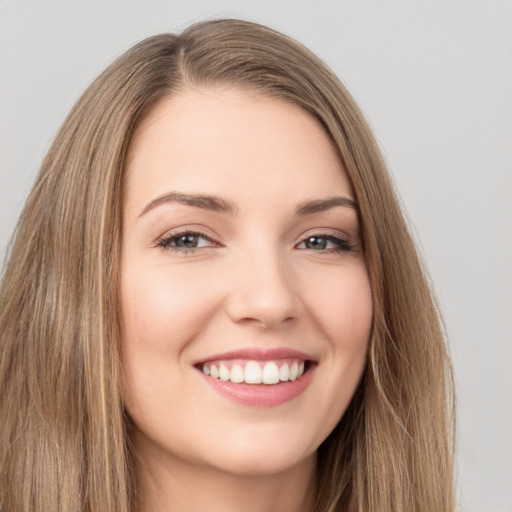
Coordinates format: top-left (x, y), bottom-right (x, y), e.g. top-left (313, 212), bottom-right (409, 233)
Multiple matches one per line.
top-left (138, 191), bottom-right (239, 218)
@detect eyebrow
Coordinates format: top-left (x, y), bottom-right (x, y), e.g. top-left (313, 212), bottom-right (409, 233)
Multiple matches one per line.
top-left (294, 196), bottom-right (358, 215)
top-left (139, 191), bottom-right (239, 217)
top-left (138, 191), bottom-right (358, 218)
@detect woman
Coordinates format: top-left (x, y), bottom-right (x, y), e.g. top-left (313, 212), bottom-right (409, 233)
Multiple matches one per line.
top-left (0, 19), bottom-right (455, 512)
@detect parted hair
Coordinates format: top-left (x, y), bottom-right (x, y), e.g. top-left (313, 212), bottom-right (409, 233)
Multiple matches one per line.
top-left (0, 18), bottom-right (455, 512)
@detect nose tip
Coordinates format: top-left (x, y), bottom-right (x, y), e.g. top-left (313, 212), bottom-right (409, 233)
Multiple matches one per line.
top-left (225, 258), bottom-right (301, 329)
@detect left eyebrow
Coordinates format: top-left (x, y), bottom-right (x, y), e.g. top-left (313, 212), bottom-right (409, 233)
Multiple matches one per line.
top-left (294, 196), bottom-right (358, 216)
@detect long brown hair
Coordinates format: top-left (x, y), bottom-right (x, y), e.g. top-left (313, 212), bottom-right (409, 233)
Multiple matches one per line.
top-left (0, 19), bottom-right (455, 512)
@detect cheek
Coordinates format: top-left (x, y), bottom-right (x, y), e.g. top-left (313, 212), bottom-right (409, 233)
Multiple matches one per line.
top-left (120, 262), bottom-right (220, 352)
top-left (283, 263), bottom-right (372, 450)
top-left (119, 262), bottom-right (223, 417)
top-left (305, 262), bottom-right (371, 412)
top-left (307, 263), bottom-right (373, 348)
top-left (119, 262), bottom-right (219, 425)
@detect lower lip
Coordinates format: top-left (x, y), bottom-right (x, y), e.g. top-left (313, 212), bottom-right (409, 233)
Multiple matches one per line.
top-left (197, 365), bottom-right (316, 407)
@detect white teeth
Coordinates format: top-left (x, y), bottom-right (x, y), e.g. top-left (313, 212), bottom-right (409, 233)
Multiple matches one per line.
top-left (262, 361), bottom-right (280, 384)
top-left (230, 364), bottom-right (244, 383)
top-left (279, 363), bottom-right (290, 381)
top-left (244, 361), bottom-right (262, 384)
top-left (289, 361), bottom-right (299, 380)
top-left (219, 364), bottom-right (230, 381)
top-left (202, 359), bottom-right (308, 385)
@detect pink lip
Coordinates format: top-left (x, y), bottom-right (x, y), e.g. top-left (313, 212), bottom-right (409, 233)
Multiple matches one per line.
top-left (194, 347), bottom-right (317, 407)
top-left (198, 366), bottom-right (315, 407)
top-left (194, 347), bottom-right (316, 365)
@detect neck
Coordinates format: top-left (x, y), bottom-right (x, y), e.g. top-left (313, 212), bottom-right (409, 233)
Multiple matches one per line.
top-left (134, 437), bottom-right (317, 512)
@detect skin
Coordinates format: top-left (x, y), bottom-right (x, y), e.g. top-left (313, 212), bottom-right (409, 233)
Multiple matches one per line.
top-left (120, 86), bottom-right (373, 512)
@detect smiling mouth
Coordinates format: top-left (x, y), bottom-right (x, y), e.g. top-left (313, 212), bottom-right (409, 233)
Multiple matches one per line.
top-left (195, 358), bottom-right (314, 385)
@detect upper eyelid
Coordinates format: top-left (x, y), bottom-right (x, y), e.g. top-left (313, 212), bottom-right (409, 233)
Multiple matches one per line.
top-left (296, 227), bottom-right (352, 243)
top-left (157, 226), bottom-right (350, 238)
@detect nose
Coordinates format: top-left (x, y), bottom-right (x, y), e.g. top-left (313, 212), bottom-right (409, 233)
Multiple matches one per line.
top-left (225, 248), bottom-right (302, 329)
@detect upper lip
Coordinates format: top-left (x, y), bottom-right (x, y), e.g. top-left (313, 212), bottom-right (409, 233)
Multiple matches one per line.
top-left (194, 347), bottom-right (317, 365)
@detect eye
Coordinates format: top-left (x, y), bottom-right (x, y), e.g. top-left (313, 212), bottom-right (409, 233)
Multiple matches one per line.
top-left (296, 234), bottom-right (352, 253)
top-left (156, 230), bottom-right (217, 253)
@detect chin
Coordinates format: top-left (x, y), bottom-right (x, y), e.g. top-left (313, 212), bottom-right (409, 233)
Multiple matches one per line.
top-left (196, 426), bottom-right (318, 478)
top-left (204, 446), bottom-right (315, 478)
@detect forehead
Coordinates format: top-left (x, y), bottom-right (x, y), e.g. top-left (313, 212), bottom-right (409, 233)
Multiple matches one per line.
top-left (124, 86), bottom-right (353, 213)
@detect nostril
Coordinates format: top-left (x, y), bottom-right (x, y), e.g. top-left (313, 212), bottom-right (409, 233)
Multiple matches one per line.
top-left (224, 270), bottom-right (301, 328)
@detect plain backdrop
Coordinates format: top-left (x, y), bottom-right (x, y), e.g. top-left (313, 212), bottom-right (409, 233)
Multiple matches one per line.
top-left (0, 2), bottom-right (511, 511)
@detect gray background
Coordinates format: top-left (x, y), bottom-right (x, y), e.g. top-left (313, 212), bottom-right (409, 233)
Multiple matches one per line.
top-left (0, 1), bottom-right (511, 511)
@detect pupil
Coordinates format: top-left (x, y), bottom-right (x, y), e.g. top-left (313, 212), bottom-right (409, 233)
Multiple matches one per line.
top-left (177, 234), bottom-right (198, 248)
top-left (307, 236), bottom-right (326, 250)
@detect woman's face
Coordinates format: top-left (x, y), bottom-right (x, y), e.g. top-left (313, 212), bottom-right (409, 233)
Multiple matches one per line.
top-left (120, 87), bottom-right (372, 478)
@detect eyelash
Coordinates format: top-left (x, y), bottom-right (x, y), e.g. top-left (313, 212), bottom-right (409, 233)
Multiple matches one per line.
top-left (156, 230), bottom-right (354, 254)
top-left (156, 230), bottom-right (220, 254)
top-left (296, 234), bottom-right (353, 253)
